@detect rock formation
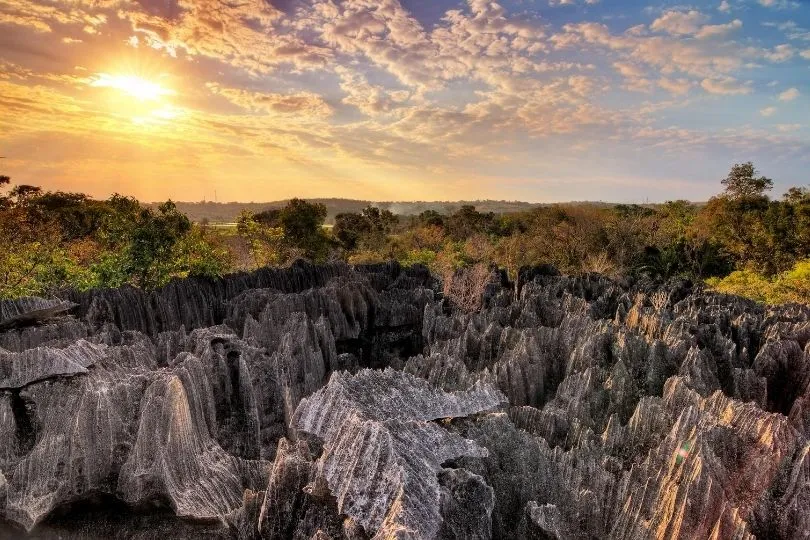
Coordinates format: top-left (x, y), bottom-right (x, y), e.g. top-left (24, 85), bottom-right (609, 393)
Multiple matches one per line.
top-left (0, 260), bottom-right (806, 539)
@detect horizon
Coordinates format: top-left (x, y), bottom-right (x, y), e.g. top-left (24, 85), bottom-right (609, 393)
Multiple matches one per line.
top-left (1, 0), bottom-right (809, 202)
top-left (148, 197), bottom-right (698, 205)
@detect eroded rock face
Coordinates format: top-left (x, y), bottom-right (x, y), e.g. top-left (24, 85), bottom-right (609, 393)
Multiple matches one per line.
top-left (0, 261), bottom-right (807, 539)
top-left (292, 369), bottom-right (504, 539)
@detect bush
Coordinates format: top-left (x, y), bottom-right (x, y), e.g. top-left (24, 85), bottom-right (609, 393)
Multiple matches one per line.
top-left (400, 249), bottom-right (437, 268)
top-left (706, 270), bottom-right (774, 304)
top-left (442, 263), bottom-right (492, 313)
top-left (706, 259), bottom-right (810, 304)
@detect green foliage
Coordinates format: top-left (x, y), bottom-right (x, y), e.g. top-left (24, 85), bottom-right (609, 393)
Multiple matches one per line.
top-left (123, 201), bottom-right (192, 289)
top-left (278, 198), bottom-right (330, 261)
top-left (696, 172), bottom-right (810, 275)
top-left (1, 161), bottom-right (808, 305)
top-left (0, 178), bottom-right (234, 297)
top-left (446, 205), bottom-right (497, 241)
top-left (235, 199), bottom-right (336, 264)
top-left (400, 249), bottom-right (438, 268)
top-left (706, 259), bottom-right (810, 305)
top-left (721, 162), bottom-right (773, 200)
top-left (334, 206), bottom-right (398, 251)
top-left (334, 212), bottom-right (371, 251)
top-left (25, 191), bottom-right (107, 241)
top-left (236, 210), bottom-right (286, 267)
top-left (417, 210), bottom-right (444, 228)
top-left (164, 225), bottom-right (232, 280)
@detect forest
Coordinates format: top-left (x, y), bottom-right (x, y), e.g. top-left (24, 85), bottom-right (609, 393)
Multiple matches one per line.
top-left (1, 162), bottom-right (808, 305)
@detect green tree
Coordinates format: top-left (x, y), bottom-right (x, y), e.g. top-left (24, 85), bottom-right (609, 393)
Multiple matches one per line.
top-left (334, 212), bottom-right (370, 251)
top-left (236, 210), bottom-right (286, 267)
top-left (417, 210), bottom-right (444, 228)
top-left (721, 162), bottom-right (773, 200)
top-left (277, 198), bottom-right (330, 261)
top-left (0, 175), bottom-right (10, 209)
top-left (784, 187), bottom-right (809, 204)
top-left (446, 205), bottom-right (496, 241)
top-left (334, 206), bottom-right (398, 252)
top-left (169, 224), bottom-right (231, 279)
top-left (27, 191), bottom-right (108, 241)
top-left (127, 201), bottom-right (192, 288)
top-left (8, 184), bottom-right (42, 204)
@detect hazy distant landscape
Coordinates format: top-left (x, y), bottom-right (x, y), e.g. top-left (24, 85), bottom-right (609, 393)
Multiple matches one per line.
top-left (152, 199), bottom-right (614, 225)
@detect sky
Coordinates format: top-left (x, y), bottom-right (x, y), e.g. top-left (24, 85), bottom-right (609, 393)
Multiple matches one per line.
top-left (0, 0), bottom-right (808, 203)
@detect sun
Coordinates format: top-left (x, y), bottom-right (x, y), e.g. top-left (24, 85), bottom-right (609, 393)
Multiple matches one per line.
top-left (90, 73), bottom-right (175, 101)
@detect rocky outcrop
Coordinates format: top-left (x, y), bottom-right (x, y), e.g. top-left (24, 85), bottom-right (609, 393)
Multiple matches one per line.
top-left (0, 262), bottom-right (807, 539)
top-left (292, 369), bottom-right (504, 539)
top-left (0, 298), bottom-right (76, 331)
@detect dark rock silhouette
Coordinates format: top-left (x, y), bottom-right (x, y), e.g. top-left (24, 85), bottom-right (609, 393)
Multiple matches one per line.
top-left (0, 261), bottom-right (807, 539)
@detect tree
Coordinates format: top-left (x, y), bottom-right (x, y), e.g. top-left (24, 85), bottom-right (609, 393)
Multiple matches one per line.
top-left (361, 206), bottom-right (397, 237)
top-left (784, 187), bottom-right (809, 204)
top-left (27, 191), bottom-right (107, 241)
top-left (0, 176), bottom-right (10, 209)
top-left (333, 206), bottom-right (398, 257)
top-left (253, 208), bottom-right (282, 227)
top-left (721, 162), bottom-right (773, 200)
top-left (278, 198), bottom-right (330, 261)
top-left (417, 210), bottom-right (444, 228)
top-left (126, 201), bottom-right (192, 288)
top-left (334, 212), bottom-right (370, 251)
top-left (9, 184), bottom-right (42, 203)
top-left (236, 210), bottom-right (286, 267)
top-left (446, 205), bottom-right (496, 241)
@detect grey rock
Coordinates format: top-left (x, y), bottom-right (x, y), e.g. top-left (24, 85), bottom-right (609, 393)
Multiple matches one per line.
top-left (292, 369), bottom-right (505, 539)
top-left (0, 262), bottom-right (807, 539)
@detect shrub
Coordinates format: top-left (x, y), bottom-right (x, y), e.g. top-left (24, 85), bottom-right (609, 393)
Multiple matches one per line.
top-left (706, 259), bottom-right (810, 304)
top-left (443, 263), bottom-right (492, 313)
top-left (400, 249), bottom-right (438, 268)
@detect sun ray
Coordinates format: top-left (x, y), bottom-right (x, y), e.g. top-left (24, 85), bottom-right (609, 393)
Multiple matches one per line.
top-left (90, 73), bottom-right (175, 101)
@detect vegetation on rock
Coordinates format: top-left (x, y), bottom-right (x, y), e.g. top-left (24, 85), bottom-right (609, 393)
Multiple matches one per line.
top-left (1, 163), bottom-right (808, 304)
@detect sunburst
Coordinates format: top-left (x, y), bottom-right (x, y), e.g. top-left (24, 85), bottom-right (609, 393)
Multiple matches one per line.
top-left (90, 73), bottom-right (175, 101)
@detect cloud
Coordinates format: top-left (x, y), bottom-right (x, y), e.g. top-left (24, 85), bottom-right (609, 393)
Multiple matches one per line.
top-left (763, 20), bottom-right (810, 40)
top-left (700, 76), bottom-right (752, 95)
top-left (0, 0), bottom-right (108, 33)
top-left (776, 123), bottom-right (802, 132)
top-left (658, 77), bottom-right (692, 95)
top-left (649, 9), bottom-right (741, 40)
top-left (206, 84), bottom-right (333, 118)
top-left (303, 0), bottom-right (549, 91)
top-left (758, 0), bottom-right (800, 9)
top-left (695, 19), bottom-right (742, 39)
top-left (549, 0), bottom-right (600, 5)
top-left (763, 44), bottom-right (795, 62)
top-left (613, 62), bottom-right (646, 78)
top-left (117, 0), bottom-right (332, 74)
top-left (779, 87), bottom-right (800, 101)
top-left (613, 61), bottom-right (652, 92)
top-left (760, 106), bottom-right (777, 116)
top-left (335, 66), bottom-right (411, 117)
top-left (4, 0), bottom-right (810, 201)
top-left (553, 21), bottom-right (749, 78)
top-left (650, 10), bottom-right (708, 36)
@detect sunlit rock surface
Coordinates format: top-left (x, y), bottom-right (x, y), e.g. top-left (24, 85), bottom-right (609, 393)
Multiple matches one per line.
top-left (0, 261), bottom-right (807, 539)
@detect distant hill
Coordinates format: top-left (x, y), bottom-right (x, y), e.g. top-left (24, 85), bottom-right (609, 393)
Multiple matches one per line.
top-left (147, 199), bottom-right (622, 224)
